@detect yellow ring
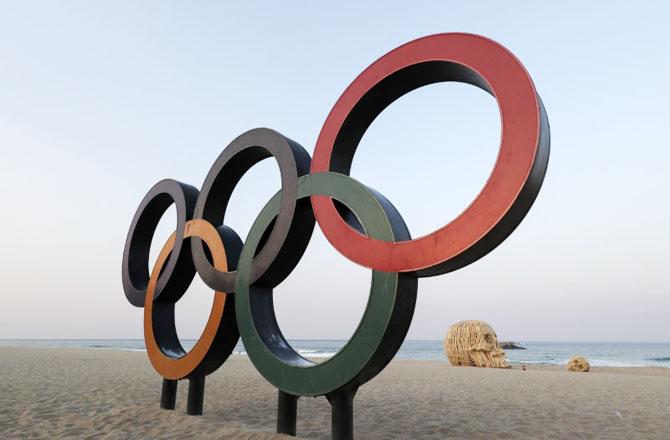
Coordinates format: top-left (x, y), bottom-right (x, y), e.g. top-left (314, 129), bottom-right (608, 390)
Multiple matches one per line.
top-left (144, 219), bottom-right (229, 380)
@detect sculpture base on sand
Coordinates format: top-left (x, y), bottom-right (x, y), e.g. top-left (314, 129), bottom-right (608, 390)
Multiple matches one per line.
top-left (159, 377), bottom-right (206, 416)
top-left (277, 387), bottom-right (358, 440)
top-left (160, 379), bottom-right (178, 410)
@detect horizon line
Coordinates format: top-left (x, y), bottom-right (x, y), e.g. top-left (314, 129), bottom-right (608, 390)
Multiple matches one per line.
top-left (2, 338), bottom-right (669, 344)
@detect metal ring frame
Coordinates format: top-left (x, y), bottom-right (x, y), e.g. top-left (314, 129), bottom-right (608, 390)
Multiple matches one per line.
top-left (121, 32), bottom-right (550, 437)
top-left (191, 127), bottom-right (313, 292)
top-left (311, 33), bottom-right (550, 276)
top-left (122, 179), bottom-right (199, 306)
top-left (144, 219), bottom-right (240, 380)
top-left (235, 173), bottom-right (417, 397)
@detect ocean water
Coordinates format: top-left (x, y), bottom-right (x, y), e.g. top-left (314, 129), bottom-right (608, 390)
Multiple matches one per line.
top-left (1, 339), bottom-right (669, 368)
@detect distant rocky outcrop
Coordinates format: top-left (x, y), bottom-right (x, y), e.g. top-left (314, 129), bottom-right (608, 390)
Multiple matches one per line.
top-left (499, 341), bottom-right (526, 350)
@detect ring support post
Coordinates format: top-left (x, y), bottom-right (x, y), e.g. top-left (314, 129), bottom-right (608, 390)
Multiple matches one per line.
top-left (277, 390), bottom-right (299, 436)
top-left (186, 376), bottom-right (205, 415)
top-left (327, 387), bottom-right (357, 440)
top-left (160, 378), bottom-right (178, 410)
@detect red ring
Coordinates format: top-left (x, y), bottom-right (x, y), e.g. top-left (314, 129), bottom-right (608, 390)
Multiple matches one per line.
top-left (311, 33), bottom-right (545, 274)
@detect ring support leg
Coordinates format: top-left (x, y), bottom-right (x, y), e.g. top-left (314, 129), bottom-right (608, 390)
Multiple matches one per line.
top-left (160, 378), bottom-right (178, 410)
top-left (277, 390), bottom-right (299, 436)
top-left (187, 375), bottom-right (206, 415)
top-left (327, 387), bottom-right (358, 440)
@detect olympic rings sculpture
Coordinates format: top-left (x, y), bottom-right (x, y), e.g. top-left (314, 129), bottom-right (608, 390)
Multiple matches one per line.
top-left (122, 33), bottom-right (549, 438)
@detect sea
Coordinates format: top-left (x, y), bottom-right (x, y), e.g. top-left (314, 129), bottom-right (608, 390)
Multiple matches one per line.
top-left (1, 339), bottom-right (669, 368)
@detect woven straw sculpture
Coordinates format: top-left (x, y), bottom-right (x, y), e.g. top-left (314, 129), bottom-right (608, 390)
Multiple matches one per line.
top-left (445, 320), bottom-right (510, 368)
top-left (566, 356), bottom-right (590, 372)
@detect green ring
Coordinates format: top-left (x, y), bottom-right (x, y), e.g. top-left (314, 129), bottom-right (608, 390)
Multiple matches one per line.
top-left (235, 172), bottom-right (416, 396)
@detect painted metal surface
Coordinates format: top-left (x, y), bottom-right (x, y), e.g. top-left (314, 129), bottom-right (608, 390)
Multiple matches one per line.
top-left (235, 173), bottom-right (417, 397)
top-left (144, 219), bottom-right (239, 380)
top-left (191, 128), bottom-right (313, 292)
top-left (311, 33), bottom-right (550, 276)
top-left (122, 179), bottom-right (198, 307)
top-left (121, 32), bottom-right (550, 438)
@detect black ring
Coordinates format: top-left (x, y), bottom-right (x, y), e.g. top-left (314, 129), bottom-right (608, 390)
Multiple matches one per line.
top-left (192, 128), bottom-right (314, 292)
top-left (122, 179), bottom-right (199, 307)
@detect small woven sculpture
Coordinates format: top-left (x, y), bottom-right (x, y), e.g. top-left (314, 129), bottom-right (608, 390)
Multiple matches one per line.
top-left (445, 320), bottom-right (510, 368)
top-left (566, 356), bottom-right (590, 372)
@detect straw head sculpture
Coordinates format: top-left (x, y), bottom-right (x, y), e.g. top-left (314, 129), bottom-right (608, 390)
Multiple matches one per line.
top-left (445, 320), bottom-right (511, 368)
top-left (567, 356), bottom-right (590, 372)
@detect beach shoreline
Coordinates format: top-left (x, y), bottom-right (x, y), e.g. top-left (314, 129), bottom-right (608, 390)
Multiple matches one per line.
top-left (1, 347), bottom-right (669, 439)
top-left (2, 339), bottom-right (668, 368)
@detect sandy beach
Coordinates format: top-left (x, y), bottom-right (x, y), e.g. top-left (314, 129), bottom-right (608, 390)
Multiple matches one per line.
top-left (1, 347), bottom-right (668, 439)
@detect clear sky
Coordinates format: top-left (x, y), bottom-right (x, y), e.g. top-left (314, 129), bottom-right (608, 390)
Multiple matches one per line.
top-left (1, 1), bottom-right (668, 342)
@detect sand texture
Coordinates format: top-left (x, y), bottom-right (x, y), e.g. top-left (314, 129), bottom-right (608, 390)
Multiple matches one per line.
top-left (1, 347), bottom-right (669, 439)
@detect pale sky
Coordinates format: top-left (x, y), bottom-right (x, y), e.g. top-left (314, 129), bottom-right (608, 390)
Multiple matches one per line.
top-left (1, 1), bottom-right (668, 342)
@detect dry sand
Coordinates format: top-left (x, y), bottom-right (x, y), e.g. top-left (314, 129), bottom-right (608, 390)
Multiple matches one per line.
top-left (1, 347), bottom-right (669, 439)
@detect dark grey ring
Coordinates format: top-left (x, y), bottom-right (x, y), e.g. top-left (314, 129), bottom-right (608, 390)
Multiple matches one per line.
top-left (121, 179), bottom-right (199, 307)
top-left (191, 127), bottom-right (314, 292)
